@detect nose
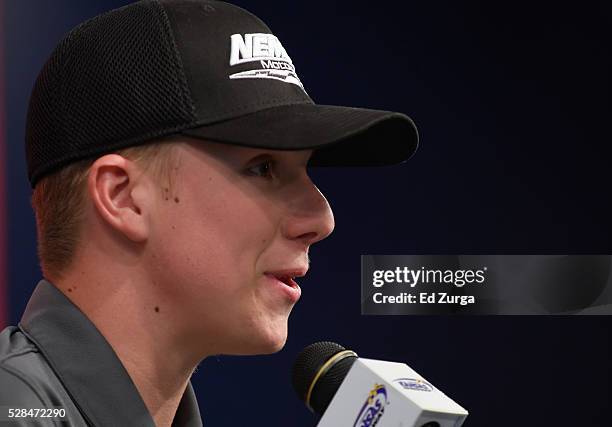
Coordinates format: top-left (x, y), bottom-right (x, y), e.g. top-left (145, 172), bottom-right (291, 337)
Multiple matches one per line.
top-left (280, 176), bottom-right (335, 246)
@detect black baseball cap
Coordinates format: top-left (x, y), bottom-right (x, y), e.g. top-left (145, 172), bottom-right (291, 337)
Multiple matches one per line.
top-left (25, 0), bottom-right (419, 187)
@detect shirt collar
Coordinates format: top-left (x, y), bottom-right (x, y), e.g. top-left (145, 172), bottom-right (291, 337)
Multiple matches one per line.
top-left (18, 279), bottom-right (202, 427)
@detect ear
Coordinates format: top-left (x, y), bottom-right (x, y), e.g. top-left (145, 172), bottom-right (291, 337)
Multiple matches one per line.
top-left (87, 154), bottom-right (150, 243)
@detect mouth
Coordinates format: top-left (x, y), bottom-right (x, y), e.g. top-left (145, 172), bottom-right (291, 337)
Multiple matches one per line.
top-left (272, 275), bottom-right (299, 288)
top-left (264, 268), bottom-right (308, 303)
top-left (264, 268), bottom-right (308, 291)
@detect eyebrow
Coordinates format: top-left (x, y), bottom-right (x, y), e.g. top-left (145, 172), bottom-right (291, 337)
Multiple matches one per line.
top-left (245, 153), bottom-right (274, 164)
top-left (245, 151), bottom-right (312, 166)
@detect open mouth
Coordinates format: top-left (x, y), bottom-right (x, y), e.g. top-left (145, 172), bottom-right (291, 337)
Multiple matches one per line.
top-left (265, 273), bottom-right (299, 289)
top-left (263, 267), bottom-right (307, 295)
top-left (276, 275), bottom-right (298, 288)
top-left (263, 271), bottom-right (304, 302)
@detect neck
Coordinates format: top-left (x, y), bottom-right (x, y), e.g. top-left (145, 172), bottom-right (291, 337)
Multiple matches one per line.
top-left (55, 265), bottom-right (204, 427)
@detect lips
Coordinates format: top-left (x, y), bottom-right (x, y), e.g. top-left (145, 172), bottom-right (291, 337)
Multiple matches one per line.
top-left (263, 270), bottom-right (304, 303)
top-left (275, 275), bottom-right (299, 288)
top-left (264, 268), bottom-right (308, 289)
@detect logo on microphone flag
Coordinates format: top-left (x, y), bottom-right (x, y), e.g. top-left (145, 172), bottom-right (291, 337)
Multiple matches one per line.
top-left (353, 383), bottom-right (388, 427)
top-left (394, 377), bottom-right (434, 392)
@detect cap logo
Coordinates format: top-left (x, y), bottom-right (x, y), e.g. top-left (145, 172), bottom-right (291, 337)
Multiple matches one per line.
top-left (229, 33), bottom-right (304, 90)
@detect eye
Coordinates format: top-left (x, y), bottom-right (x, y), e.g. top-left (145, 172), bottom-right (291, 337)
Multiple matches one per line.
top-left (246, 160), bottom-right (274, 179)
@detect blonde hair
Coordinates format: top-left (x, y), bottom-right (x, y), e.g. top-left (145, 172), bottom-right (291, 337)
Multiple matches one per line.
top-left (31, 140), bottom-right (178, 282)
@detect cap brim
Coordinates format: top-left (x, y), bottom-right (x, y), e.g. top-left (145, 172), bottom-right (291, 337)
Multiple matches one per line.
top-left (180, 103), bottom-right (419, 166)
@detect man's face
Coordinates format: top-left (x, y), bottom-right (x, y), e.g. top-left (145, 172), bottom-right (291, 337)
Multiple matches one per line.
top-left (146, 140), bottom-right (334, 356)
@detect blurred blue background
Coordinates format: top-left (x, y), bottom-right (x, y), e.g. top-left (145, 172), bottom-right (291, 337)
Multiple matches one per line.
top-left (3, 1), bottom-right (611, 425)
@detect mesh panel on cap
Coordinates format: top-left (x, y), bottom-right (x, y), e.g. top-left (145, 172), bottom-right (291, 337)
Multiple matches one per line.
top-left (26, 0), bottom-right (196, 186)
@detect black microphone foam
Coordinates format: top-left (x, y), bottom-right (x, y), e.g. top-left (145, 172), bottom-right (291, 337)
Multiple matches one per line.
top-left (292, 341), bottom-right (358, 416)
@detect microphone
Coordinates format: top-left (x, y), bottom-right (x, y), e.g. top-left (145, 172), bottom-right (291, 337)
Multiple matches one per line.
top-left (292, 342), bottom-right (468, 427)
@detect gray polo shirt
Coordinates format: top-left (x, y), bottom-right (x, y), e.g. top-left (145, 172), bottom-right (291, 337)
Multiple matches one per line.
top-left (0, 280), bottom-right (203, 426)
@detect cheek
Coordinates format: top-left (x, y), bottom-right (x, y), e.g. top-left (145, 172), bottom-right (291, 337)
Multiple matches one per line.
top-left (146, 184), bottom-right (294, 353)
top-left (151, 187), bottom-right (277, 296)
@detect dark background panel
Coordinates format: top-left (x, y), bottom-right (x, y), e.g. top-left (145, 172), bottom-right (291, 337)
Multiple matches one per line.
top-left (4, 1), bottom-right (611, 426)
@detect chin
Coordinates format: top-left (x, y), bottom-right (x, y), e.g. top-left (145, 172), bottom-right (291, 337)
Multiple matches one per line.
top-left (251, 330), bottom-right (288, 355)
top-left (234, 321), bottom-right (289, 356)
top-left (262, 334), bottom-right (288, 354)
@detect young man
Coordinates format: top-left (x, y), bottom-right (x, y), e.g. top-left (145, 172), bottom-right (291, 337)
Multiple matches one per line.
top-left (0, 1), bottom-right (418, 426)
